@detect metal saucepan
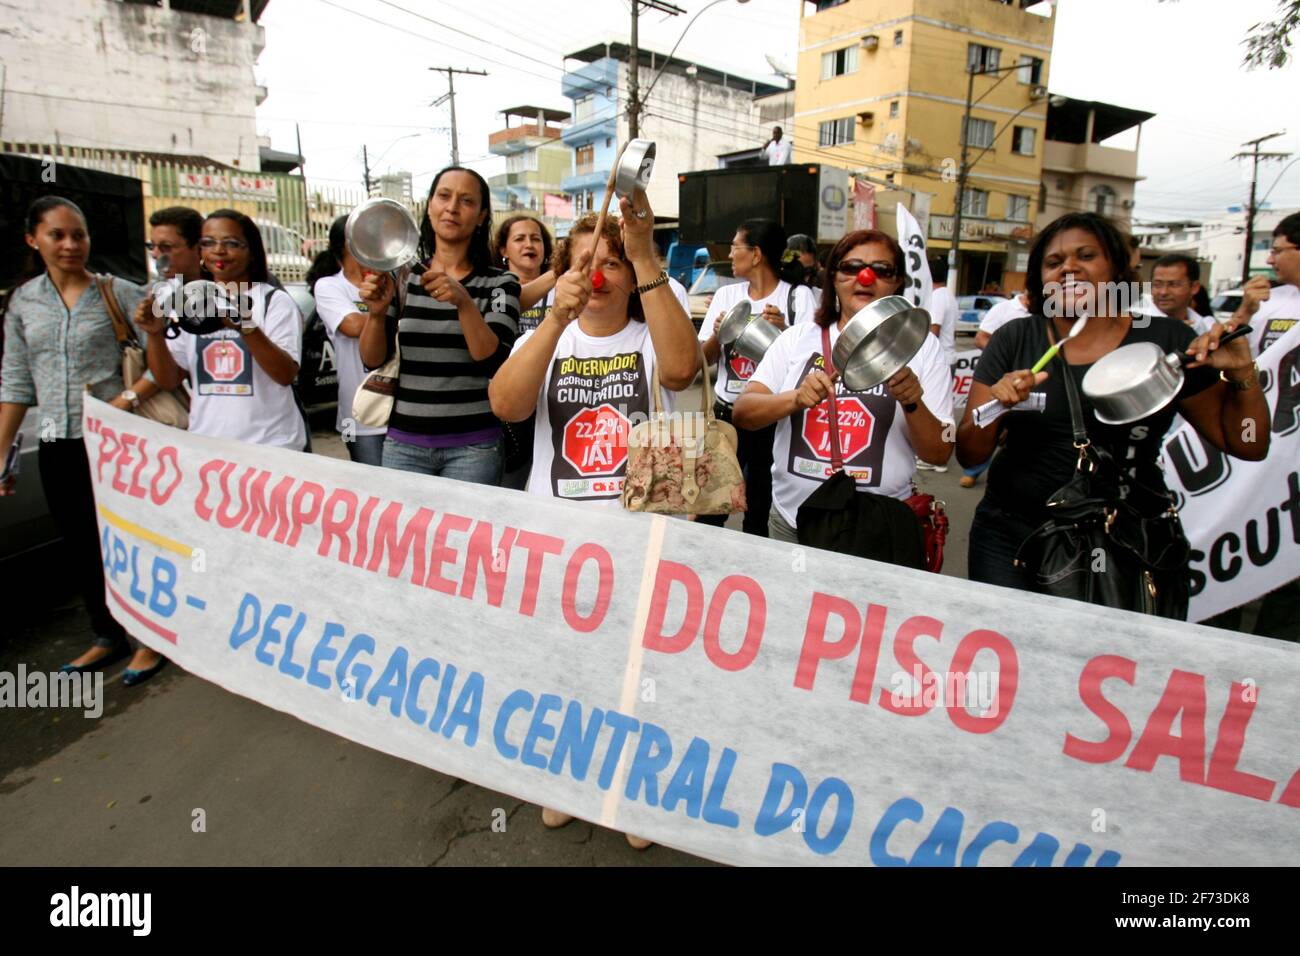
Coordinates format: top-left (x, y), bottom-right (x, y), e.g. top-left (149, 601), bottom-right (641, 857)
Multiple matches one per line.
top-left (614, 139), bottom-right (656, 198)
top-left (346, 197), bottom-right (420, 272)
top-left (154, 279), bottom-right (250, 336)
top-left (717, 301), bottom-right (783, 362)
top-left (831, 295), bottom-right (931, 393)
top-left (1082, 325), bottom-right (1252, 425)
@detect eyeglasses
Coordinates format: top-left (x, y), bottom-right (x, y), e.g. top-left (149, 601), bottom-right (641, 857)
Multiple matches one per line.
top-left (1270, 244), bottom-right (1299, 256)
top-left (145, 241), bottom-right (190, 253)
top-left (834, 259), bottom-right (898, 280)
top-left (198, 238), bottom-right (249, 251)
top-left (730, 242), bottom-right (754, 251)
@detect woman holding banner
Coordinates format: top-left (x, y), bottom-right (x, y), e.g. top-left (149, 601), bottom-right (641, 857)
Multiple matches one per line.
top-left (956, 212), bottom-right (1269, 604)
top-left (489, 191), bottom-right (697, 848)
top-left (0, 196), bottom-right (159, 679)
top-left (731, 229), bottom-right (954, 554)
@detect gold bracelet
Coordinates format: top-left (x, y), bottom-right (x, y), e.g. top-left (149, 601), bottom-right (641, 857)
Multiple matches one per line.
top-left (634, 271), bottom-right (669, 295)
top-left (1221, 364), bottom-right (1259, 391)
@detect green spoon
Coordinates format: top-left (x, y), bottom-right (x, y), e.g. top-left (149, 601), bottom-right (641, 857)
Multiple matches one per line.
top-left (1031, 313), bottom-right (1089, 373)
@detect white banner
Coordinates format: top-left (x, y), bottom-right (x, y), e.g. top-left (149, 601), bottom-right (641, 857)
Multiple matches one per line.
top-left (896, 203), bottom-right (933, 314)
top-left (951, 347), bottom-right (981, 410)
top-left (85, 398), bottom-right (1300, 866)
top-left (1162, 323), bottom-right (1300, 622)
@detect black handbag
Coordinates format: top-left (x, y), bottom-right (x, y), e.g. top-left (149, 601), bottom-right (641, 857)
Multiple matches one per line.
top-left (1013, 322), bottom-right (1191, 619)
top-left (795, 325), bottom-right (926, 570)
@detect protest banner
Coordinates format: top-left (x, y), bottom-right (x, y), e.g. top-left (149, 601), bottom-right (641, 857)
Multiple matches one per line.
top-left (896, 203), bottom-right (933, 313)
top-left (1162, 322), bottom-right (1300, 622)
top-left (951, 347), bottom-right (981, 410)
top-left (86, 397), bottom-right (1300, 866)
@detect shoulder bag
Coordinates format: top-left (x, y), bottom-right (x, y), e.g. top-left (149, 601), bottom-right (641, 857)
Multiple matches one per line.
top-left (622, 342), bottom-right (747, 516)
top-left (96, 275), bottom-right (190, 429)
top-left (352, 268), bottom-right (408, 430)
top-left (795, 324), bottom-right (930, 570)
top-left (1013, 320), bottom-right (1191, 618)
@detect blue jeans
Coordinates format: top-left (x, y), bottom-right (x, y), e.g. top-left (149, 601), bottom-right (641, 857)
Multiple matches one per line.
top-left (381, 435), bottom-right (503, 486)
top-left (346, 433), bottom-right (386, 467)
top-left (962, 458), bottom-right (992, 479)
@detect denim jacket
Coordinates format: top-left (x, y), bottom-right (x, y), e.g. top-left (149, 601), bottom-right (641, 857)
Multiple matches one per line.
top-left (1, 273), bottom-right (148, 439)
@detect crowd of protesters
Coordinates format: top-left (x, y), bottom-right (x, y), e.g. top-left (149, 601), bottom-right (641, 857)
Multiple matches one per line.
top-left (1, 177), bottom-right (1297, 837)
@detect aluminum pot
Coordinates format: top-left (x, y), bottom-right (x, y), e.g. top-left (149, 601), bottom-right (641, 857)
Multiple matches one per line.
top-left (1082, 325), bottom-right (1252, 425)
top-left (831, 295), bottom-right (931, 392)
top-left (160, 280), bottom-right (249, 336)
top-left (615, 139), bottom-right (655, 198)
top-left (346, 197), bottom-right (420, 272)
top-left (717, 302), bottom-right (783, 362)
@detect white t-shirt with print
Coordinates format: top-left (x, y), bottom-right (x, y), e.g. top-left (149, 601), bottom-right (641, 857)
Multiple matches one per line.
top-left (515, 320), bottom-right (672, 505)
top-left (166, 282), bottom-right (307, 449)
top-left (699, 279), bottom-right (818, 405)
top-left (749, 321), bottom-right (954, 527)
top-left (1250, 283), bottom-right (1300, 356)
top-left (764, 140), bottom-right (793, 165)
top-left (930, 285), bottom-right (959, 364)
top-left (313, 272), bottom-right (385, 437)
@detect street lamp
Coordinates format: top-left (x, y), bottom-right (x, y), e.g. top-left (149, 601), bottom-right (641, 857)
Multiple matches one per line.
top-left (632, 0), bottom-right (751, 135)
top-left (949, 61), bottom-right (1054, 291)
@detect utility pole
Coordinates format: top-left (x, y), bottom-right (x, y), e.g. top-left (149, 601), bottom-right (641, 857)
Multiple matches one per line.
top-left (362, 144), bottom-right (372, 195)
top-left (627, 0), bottom-right (685, 139)
top-left (949, 65), bottom-right (977, 293)
top-left (1233, 131), bottom-right (1290, 288)
top-left (429, 66), bottom-right (488, 166)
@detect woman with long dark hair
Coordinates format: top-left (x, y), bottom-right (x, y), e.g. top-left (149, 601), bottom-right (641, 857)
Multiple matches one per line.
top-left (308, 214), bottom-right (386, 465)
top-left (139, 210), bottom-right (307, 451)
top-left (358, 166), bottom-right (520, 485)
top-left (697, 218), bottom-right (817, 535)
top-left (956, 212), bottom-right (1269, 599)
top-left (732, 229), bottom-right (954, 549)
top-left (0, 197), bottom-right (161, 680)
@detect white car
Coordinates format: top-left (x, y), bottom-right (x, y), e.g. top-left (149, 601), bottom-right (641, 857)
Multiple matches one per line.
top-left (256, 219), bottom-right (315, 284)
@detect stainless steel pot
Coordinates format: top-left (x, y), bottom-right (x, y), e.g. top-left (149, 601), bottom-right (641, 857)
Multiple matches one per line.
top-left (717, 302), bottom-right (783, 362)
top-left (831, 295), bottom-right (931, 392)
top-left (1082, 325), bottom-right (1252, 425)
top-left (615, 139), bottom-right (655, 198)
top-left (346, 197), bottom-right (420, 272)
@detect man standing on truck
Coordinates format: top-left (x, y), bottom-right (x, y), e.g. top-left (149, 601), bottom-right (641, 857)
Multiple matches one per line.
top-left (763, 126), bottom-right (792, 166)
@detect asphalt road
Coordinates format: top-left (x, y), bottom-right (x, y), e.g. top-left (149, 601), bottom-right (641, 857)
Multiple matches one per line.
top-left (0, 384), bottom-right (982, 867)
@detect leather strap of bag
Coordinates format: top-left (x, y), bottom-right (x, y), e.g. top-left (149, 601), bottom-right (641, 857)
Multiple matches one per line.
top-left (1047, 318), bottom-right (1090, 453)
top-left (96, 274), bottom-right (137, 348)
top-left (819, 323), bottom-right (845, 473)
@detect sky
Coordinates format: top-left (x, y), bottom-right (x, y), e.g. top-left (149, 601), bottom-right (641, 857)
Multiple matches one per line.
top-left (252, 0), bottom-right (1300, 223)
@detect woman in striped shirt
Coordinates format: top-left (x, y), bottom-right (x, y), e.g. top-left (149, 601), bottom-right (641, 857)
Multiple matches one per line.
top-left (358, 166), bottom-right (520, 485)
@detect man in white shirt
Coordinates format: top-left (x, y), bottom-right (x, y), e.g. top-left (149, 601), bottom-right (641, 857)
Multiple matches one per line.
top-left (974, 292), bottom-right (1030, 349)
top-left (1232, 212), bottom-right (1300, 356)
top-left (927, 259), bottom-right (959, 365)
top-left (763, 127), bottom-right (792, 166)
top-left (1147, 254), bottom-right (1215, 335)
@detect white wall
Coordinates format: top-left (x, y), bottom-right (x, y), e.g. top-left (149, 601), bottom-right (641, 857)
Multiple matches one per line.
top-left (625, 62), bottom-right (775, 218)
top-left (0, 0), bottom-right (264, 169)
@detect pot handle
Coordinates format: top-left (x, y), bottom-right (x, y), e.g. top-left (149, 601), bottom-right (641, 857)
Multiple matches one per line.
top-left (1177, 324), bottom-right (1251, 366)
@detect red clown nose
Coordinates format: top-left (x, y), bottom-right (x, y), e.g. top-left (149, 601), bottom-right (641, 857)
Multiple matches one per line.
top-left (856, 266), bottom-right (877, 287)
top-left (591, 271), bottom-right (606, 290)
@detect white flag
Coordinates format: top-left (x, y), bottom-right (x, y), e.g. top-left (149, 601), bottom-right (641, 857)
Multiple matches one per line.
top-left (895, 203), bottom-right (933, 313)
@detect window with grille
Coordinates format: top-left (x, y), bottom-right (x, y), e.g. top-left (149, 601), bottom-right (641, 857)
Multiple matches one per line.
top-left (962, 188), bottom-right (989, 218)
top-left (820, 45), bottom-right (859, 79)
top-left (964, 117), bottom-right (995, 149)
top-left (967, 43), bottom-right (1000, 73)
top-left (1008, 195), bottom-right (1030, 221)
top-left (1012, 126), bottom-right (1035, 155)
top-left (1017, 55), bottom-right (1043, 85)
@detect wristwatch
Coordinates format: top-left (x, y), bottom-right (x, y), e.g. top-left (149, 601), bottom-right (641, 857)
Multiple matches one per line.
top-left (121, 389), bottom-right (140, 409)
top-left (238, 314), bottom-right (258, 335)
top-left (1221, 364), bottom-right (1259, 391)
top-left (634, 271), bottom-right (669, 295)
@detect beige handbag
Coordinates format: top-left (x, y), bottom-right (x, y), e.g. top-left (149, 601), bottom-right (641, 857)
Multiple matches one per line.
top-left (622, 344), bottom-right (747, 516)
top-left (351, 269), bottom-right (409, 430)
top-left (97, 275), bottom-right (190, 429)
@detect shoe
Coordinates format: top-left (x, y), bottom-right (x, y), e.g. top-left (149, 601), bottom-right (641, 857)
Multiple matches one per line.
top-left (59, 640), bottom-right (130, 675)
top-left (541, 807), bottom-right (574, 828)
top-left (625, 834), bottom-right (654, 850)
top-left (122, 657), bottom-right (168, 687)
top-left (915, 460), bottom-right (936, 471)
top-left (959, 474), bottom-right (977, 488)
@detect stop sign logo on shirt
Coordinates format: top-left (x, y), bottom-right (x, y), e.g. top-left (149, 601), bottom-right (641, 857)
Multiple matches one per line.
top-left (801, 397), bottom-right (875, 461)
top-left (729, 353), bottom-right (757, 381)
top-left (561, 404), bottom-right (629, 476)
top-left (202, 339), bottom-right (246, 382)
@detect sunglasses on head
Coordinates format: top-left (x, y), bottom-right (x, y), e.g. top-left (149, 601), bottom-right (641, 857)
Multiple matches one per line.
top-left (835, 259), bottom-right (898, 280)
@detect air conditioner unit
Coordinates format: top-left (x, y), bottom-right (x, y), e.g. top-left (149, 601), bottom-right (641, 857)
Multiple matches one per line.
top-left (861, 34), bottom-right (880, 51)
top-left (1030, 85), bottom-right (1048, 100)
top-left (858, 110), bottom-right (875, 125)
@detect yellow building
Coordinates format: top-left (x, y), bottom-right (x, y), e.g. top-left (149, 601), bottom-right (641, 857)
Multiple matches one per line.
top-left (794, 0), bottom-right (1056, 292)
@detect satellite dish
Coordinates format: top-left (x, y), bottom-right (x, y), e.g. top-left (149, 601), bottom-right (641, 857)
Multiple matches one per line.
top-left (764, 52), bottom-right (794, 80)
